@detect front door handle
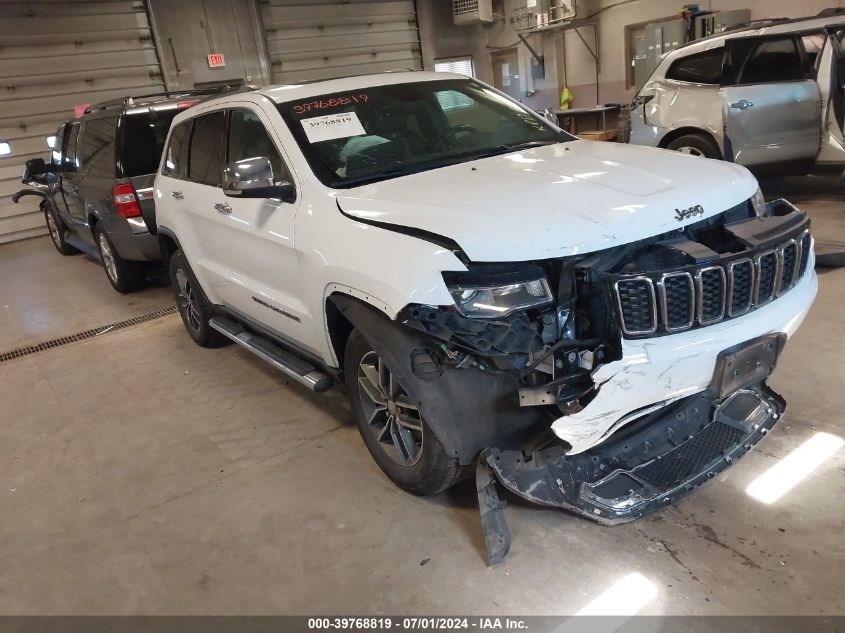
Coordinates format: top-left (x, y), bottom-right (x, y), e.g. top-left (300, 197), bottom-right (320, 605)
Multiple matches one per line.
top-left (729, 99), bottom-right (754, 111)
top-left (214, 202), bottom-right (232, 215)
top-left (171, 190), bottom-right (184, 199)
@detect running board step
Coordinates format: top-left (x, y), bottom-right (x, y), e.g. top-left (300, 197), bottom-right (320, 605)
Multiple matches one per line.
top-left (208, 316), bottom-right (333, 393)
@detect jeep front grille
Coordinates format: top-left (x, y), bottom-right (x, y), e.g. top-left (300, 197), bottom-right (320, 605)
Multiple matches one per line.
top-left (613, 229), bottom-right (811, 338)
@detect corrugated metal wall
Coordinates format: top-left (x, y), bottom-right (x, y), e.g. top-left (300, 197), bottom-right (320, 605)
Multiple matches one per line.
top-left (0, 0), bottom-right (165, 244)
top-left (259, 0), bottom-right (422, 84)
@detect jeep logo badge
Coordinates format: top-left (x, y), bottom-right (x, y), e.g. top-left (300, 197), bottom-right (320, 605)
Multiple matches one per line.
top-left (675, 204), bottom-right (705, 222)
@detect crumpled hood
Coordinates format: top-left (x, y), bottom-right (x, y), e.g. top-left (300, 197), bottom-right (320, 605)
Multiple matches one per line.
top-left (336, 140), bottom-right (758, 262)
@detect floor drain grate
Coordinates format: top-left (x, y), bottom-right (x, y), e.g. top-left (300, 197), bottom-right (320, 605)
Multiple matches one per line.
top-left (0, 305), bottom-right (179, 363)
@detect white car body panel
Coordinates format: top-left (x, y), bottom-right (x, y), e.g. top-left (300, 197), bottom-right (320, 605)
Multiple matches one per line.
top-left (338, 141), bottom-right (758, 262)
top-left (154, 71), bottom-right (816, 457)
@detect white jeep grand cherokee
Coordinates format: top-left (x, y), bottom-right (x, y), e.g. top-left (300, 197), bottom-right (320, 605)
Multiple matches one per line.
top-left (154, 72), bottom-right (817, 564)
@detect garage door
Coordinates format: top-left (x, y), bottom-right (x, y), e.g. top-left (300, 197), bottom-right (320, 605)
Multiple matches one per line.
top-left (0, 0), bottom-right (164, 244)
top-left (259, 0), bottom-right (422, 85)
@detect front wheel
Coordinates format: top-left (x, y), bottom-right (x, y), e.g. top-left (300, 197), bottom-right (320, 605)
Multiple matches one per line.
top-left (344, 329), bottom-right (466, 495)
top-left (94, 225), bottom-right (145, 293)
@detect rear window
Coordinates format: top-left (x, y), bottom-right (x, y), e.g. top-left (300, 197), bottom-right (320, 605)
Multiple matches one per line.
top-left (666, 48), bottom-right (724, 84)
top-left (121, 109), bottom-right (179, 177)
top-left (79, 115), bottom-right (118, 179)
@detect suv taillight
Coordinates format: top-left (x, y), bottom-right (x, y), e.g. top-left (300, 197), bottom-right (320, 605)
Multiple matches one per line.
top-left (112, 183), bottom-right (142, 218)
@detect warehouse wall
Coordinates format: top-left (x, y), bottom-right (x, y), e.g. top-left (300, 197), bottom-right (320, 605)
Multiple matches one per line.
top-left (148, 0), bottom-right (269, 91)
top-left (0, 0), bottom-right (166, 243)
top-left (418, 0), bottom-right (845, 110)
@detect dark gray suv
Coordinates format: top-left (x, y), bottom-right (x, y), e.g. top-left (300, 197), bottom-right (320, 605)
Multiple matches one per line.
top-left (23, 92), bottom-right (209, 292)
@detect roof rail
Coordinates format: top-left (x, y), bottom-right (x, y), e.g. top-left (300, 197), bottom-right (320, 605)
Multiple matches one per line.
top-left (83, 84), bottom-right (248, 114)
top-left (722, 17), bottom-right (791, 32)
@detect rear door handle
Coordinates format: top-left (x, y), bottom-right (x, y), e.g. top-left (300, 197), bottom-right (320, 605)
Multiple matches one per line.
top-left (214, 202), bottom-right (232, 215)
top-left (729, 100), bottom-right (754, 111)
top-left (171, 190), bottom-right (184, 199)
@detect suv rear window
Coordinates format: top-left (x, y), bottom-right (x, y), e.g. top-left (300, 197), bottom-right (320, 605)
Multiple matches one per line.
top-left (79, 115), bottom-right (118, 179)
top-left (666, 48), bottom-right (724, 84)
top-left (121, 109), bottom-right (179, 177)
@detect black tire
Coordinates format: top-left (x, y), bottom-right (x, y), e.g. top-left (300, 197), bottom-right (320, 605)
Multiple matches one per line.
top-left (94, 224), bottom-right (146, 293)
top-left (169, 249), bottom-right (229, 348)
top-left (44, 204), bottom-right (79, 256)
top-left (665, 133), bottom-right (721, 159)
top-left (344, 329), bottom-right (465, 495)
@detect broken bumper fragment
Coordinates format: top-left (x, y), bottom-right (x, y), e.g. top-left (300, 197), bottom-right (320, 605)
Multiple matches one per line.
top-left (477, 334), bottom-right (787, 564)
top-left (488, 383), bottom-right (783, 522)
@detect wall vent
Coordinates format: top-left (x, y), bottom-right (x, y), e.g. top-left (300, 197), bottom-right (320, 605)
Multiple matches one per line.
top-left (453, 0), bottom-right (494, 25)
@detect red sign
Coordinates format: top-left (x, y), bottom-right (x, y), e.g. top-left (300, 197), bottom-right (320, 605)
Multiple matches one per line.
top-left (207, 53), bottom-right (225, 68)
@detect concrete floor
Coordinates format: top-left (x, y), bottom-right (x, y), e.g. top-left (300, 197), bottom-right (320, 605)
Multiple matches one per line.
top-left (1, 183), bottom-right (843, 616)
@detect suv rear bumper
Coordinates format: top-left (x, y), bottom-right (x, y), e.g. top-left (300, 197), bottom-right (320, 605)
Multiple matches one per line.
top-left (101, 217), bottom-right (161, 262)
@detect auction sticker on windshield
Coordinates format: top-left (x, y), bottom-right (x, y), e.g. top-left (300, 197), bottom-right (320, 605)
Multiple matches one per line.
top-left (302, 112), bottom-right (366, 143)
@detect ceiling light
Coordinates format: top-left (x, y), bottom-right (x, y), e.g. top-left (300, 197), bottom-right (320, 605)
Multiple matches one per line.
top-left (0, 141), bottom-right (11, 156)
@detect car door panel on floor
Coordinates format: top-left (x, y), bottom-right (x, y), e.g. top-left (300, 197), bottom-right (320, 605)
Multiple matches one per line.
top-left (722, 34), bottom-right (822, 166)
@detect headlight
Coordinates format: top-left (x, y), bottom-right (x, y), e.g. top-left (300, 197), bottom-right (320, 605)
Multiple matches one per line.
top-left (751, 186), bottom-right (766, 217)
top-left (448, 278), bottom-right (553, 318)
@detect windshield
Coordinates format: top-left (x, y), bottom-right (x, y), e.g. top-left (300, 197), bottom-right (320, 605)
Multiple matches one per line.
top-left (120, 108), bottom-right (180, 177)
top-left (277, 79), bottom-right (571, 188)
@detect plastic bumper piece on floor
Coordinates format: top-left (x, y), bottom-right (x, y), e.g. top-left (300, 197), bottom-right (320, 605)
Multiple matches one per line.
top-left (476, 334), bottom-right (787, 566)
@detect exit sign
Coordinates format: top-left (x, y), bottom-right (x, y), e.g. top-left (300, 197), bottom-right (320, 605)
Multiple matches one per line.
top-left (207, 53), bottom-right (225, 68)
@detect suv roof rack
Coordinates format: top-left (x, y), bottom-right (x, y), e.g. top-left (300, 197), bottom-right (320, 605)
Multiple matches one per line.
top-left (722, 17), bottom-right (791, 33)
top-left (83, 84), bottom-right (249, 114)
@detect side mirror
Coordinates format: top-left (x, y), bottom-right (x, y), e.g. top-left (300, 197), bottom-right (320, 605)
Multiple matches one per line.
top-left (24, 157), bottom-right (48, 178)
top-left (223, 156), bottom-right (295, 203)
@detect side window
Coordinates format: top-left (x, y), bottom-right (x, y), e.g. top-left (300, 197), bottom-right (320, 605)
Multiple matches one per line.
top-left (435, 89), bottom-right (475, 112)
top-left (64, 123), bottom-right (81, 173)
top-left (162, 120), bottom-right (191, 178)
top-left (51, 124), bottom-right (67, 165)
top-left (736, 37), bottom-right (805, 85)
top-left (79, 116), bottom-right (118, 178)
top-left (226, 109), bottom-right (288, 181)
top-left (666, 48), bottom-right (724, 84)
top-left (188, 111), bottom-right (226, 186)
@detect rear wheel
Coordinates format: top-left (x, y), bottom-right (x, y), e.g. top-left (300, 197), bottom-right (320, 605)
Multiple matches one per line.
top-left (94, 225), bottom-right (145, 293)
top-left (44, 204), bottom-right (78, 256)
top-left (665, 133), bottom-right (721, 159)
top-left (344, 329), bottom-right (465, 495)
top-left (169, 249), bottom-right (229, 348)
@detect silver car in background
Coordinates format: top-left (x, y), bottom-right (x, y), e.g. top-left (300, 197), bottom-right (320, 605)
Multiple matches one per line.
top-left (629, 13), bottom-right (845, 172)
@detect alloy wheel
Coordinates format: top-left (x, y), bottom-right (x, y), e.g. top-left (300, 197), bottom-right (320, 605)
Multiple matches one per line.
top-left (357, 350), bottom-right (424, 467)
top-left (175, 268), bottom-right (202, 332)
top-left (98, 232), bottom-right (118, 283)
top-left (676, 146), bottom-right (705, 157)
top-left (46, 210), bottom-right (60, 246)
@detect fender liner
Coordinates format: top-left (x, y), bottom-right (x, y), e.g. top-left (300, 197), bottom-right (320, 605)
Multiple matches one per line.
top-left (329, 294), bottom-right (548, 465)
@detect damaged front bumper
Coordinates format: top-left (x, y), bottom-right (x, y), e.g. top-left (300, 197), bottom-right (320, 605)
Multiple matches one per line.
top-left (478, 333), bottom-right (787, 565)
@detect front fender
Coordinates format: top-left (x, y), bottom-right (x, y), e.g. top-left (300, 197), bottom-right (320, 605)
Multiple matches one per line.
top-left (329, 294), bottom-right (548, 465)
